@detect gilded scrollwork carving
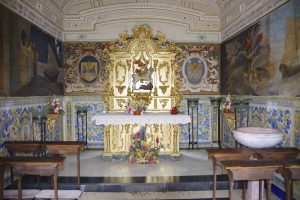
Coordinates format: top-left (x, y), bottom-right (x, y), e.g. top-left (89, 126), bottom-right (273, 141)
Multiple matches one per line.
top-left (116, 99), bottom-right (127, 109)
top-left (102, 24), bottom-right (182, 111)
top-left (159, 99), bottom-right (169, 109)
top-left (115, 86), bottom-right (125, 94)
top-left (115, 62), bottom-right (126, 85)
top-left (158, 61), bottom-right (170, 85)
top-left (159, 86), bottom-right (168, 95)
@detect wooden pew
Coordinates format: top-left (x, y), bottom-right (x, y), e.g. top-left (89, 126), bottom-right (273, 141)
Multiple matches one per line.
top-left (206, 149), bottom-right (254, 200)
top-left (41, 141), bottom-right (84, 189)
top-left (4, 143), bottom-right (43, 156)
top-left (277, 160), bottom-right (300, 200)
top-left (221, 159), bottom-right (284, 200)
top-left (206, 148), bottom-right (300, 200)
top-left (254, 148), bottom-right (299, 160)
top-left (0, 156), bottom-right (65, 200)
top-left (4, 141), bottom-right (85, 189)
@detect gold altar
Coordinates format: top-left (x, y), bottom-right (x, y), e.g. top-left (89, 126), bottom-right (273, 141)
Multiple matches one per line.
top-left (104, 124), bottom-right (180, 157)
top-left (98, 25), bottom-right (185, 158)
top-left (92, 113), bottom-right (191, 158)
top-left (102, 24), bottom-right (182, 111)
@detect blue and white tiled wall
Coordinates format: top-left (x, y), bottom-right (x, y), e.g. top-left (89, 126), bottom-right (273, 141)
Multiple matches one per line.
top-left (249, 99), bottom-right (297, 147)
top-left (1, 96), bottom-right (299, 152)
top-left (64, 96), bottom-right (106, 148)
top-left (221, 97), bottom-right (300, 148)
top-left (0, 97), bottom-right (50, 155)
top-left (0, 97), bottom-right (49, 187)
top-left (64, 96), bottom-right (214, 149)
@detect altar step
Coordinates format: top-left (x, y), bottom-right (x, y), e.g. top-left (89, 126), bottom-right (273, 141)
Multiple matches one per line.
top-left (8, 175), bottom-right (243, 193)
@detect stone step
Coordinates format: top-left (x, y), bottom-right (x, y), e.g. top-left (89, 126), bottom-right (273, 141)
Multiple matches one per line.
top-left (7, 175), bottom-right (244, 193)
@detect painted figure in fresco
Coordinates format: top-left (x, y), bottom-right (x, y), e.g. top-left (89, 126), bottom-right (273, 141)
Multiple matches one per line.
top-left (20, 31), bottom-right (38, 86)
top-left (279, 64), bottom-right (300, 79)
top-left (224, 21), bottom-right (275, 95)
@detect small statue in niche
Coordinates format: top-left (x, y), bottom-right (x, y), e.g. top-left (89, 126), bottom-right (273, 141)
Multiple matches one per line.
top-left (132, 58), bottom-right (154, 91)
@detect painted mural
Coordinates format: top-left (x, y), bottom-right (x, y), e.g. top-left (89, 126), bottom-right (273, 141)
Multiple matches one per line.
top-left (64, 43), bottom-right (108, 94)
top-left (177, 44), bottom-right (220, 94)
top-left (0, 5), bottom-right (63, 97)
top-left (221, 0), bottom-right (300, 96)
top-left (64, 42), bottom-right (220, 95)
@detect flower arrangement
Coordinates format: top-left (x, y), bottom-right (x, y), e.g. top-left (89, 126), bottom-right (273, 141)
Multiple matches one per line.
top-left (220, 94), bottom-right (234, 113)
top-left (126, 99), bottom-right (147, 115)
top-left (46, 95), bottom-right (64, 115)
top-left (128, 127), bottom-right (161, 164)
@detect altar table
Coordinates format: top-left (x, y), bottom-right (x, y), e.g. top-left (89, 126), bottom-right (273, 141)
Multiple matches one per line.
top-left (92, 113), bottom-right (191, 158)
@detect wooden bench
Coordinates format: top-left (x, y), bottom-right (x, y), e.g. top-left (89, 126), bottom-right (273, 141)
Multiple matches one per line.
top-left (4, 143), bottom-right (43, 156)
top-left (254, 148), bottom-right (300, 160)
top-left (207, 148), bottom-right (255, 200)
top-left (4, 141), bottom-right (85, 189)
top-left (0, 156), bottom-right (65, 200)
top-left (277, 160), bottom-right (300, 200)
top-left (221, 159), bottom-right (284, 200)
top-left (206, 148), bottom-right (300, 200)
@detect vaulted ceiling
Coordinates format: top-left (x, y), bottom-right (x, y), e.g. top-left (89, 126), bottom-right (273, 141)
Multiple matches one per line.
top-left (21, 0), bottom-right (221, 32)
top-left (2, 0), bottom-right (288, 41)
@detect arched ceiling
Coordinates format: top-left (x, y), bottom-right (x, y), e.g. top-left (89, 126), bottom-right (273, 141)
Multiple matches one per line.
top-left (1, 0), bottom-right (287, 41)
top-left (20, 0), bottom-right (221, 32)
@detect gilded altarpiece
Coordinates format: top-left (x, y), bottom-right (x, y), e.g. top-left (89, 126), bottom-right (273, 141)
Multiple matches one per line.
top-left (102, 24), bottom-right (182, 111)
top-left (100, 25), bottom-right (184, 157)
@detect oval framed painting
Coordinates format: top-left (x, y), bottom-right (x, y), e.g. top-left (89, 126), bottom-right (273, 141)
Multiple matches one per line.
top-left (79, 55), bottom-right (100, 84)
top-left (182, 55), bottom-right (206, 87)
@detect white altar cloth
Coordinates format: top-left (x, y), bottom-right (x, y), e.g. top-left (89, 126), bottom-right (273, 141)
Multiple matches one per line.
top-left (91, 112), bottom-right (191, 125)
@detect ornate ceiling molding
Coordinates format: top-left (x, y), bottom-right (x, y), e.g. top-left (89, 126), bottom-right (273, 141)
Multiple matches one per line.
top-left (0, 0), bottom-right (63, 40)
top-left (63, 3), bottom-right (220, 32)
top-left (1, 0), bottom-right (288, 42)
top-left (218, 0), bottom-right (289, 41)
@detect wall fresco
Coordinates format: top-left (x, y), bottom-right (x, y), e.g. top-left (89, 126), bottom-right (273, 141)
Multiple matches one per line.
top-left (0, 5), bottom-right (63, 97)
top-left (63, 42), bottom-right (220, 95)
top-left (64, 43), bottom-right (108, 94)
top-left (177, 44), bottom-right (220, 94)
top-left (221, 0), bottom-right (300, 96)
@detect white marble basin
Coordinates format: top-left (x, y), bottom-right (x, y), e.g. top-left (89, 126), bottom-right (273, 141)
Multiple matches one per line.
top-left (232, 127), bottom-right (284, 148)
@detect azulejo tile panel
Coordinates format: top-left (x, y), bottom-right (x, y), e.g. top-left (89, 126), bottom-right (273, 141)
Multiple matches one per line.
top-left (197, 102), bottom-right (211, 142)
top-left (244, 99), bottom-right (295, 147)
top-left (0, 96), bottom-right (65, 155)
top-left (65, 96), bottom-right (106, 148)
top-left (266, 107), bottom-right (292, 146)
top-left (295, 110), bottom-right (300, 148)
